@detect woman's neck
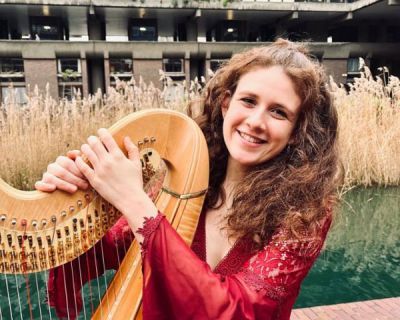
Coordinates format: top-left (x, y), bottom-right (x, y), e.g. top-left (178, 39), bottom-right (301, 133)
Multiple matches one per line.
top-left (222, 157), bottom-right (247, 208)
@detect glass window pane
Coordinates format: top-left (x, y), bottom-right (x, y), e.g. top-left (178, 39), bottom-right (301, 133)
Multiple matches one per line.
top-left (59, 59), bottom-right (80, 73)
top-left (347, 58), bottom-right (360, 73)
top-left (163, 59), bottom-right (183, 73)
top-left (0, 58), bottom-right (24, 73)
top-left (110, 59), bottom-right (133, 74)
top-left (131, 26), bottom-right (157, 41)
top-left (1, 87), bottom-right (27, 104)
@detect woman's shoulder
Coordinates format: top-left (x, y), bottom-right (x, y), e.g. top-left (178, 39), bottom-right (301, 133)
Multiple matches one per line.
top-left (255, 207), bottom-right (333, 260)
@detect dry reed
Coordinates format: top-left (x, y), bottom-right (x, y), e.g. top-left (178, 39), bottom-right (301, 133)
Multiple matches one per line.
top-left (332, 68), bottom-right (400, 188)
top-left (0, 69), bottom-right (399, 190)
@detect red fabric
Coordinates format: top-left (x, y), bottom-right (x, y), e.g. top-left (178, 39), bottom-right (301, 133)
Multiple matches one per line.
top-left (139, 212), bottom-right (331, 320)
top-left (48, 209), bottom-right (331, 320)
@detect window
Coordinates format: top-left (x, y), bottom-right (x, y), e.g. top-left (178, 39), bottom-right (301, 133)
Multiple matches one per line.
top-left (347, 58), bottom-right (361, 74)
top-left (57, 58), bottom-right (82, 99)
top-left (210, 59), bottom-right (227, 73)
top-left (347, 57), bottom-right (363, 83)
top-left (211, 21), bottom-right (245, 42)
top-left (110, 59), bottom-right (133, 75)
top-left (30, 16), bottom-right (65, 40)
top-left (129, 19), bottom-right (157, 41)
top-left (110, 58), bottom-right (133, 84)
top-left (0, 20), bottom-right (8, 39)
top-left (58, 59), bottom-right (80, 73)
top-left (1, 87), bottom-right (27, 105)
top-left (0, 58), bottom-right (24, 83)
top-left (0, 58), bottom-right (24, 74)
top-left (163, 58), bottom-right (184, 75)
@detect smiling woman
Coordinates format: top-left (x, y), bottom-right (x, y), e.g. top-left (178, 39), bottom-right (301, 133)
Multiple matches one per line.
top-left (36, 39), bottom-right (339, 320)
top-left (221, 66), bottom-right (302, 167)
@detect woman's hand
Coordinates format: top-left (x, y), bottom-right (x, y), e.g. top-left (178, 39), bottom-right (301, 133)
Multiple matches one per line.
top-left (35, 150), bottom-right (89, 193)
top-left (75, 128), bottom-right (157, 232)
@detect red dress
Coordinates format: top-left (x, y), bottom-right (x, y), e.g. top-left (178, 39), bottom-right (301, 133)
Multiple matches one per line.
top-left (138, 210), bottom-right (331, 320)
top-left (48, 210), bottom-right (331, 319)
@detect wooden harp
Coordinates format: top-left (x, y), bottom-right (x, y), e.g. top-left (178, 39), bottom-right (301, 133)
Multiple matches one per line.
top-left (0, 109), bottom-right (209, 319)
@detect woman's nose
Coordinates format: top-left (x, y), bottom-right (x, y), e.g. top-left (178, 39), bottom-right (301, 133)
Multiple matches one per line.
top-left (245, 107), bottom-right (267, 131)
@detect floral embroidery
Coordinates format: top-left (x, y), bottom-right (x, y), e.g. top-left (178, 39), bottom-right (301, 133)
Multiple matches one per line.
top-left (137, 212), bottom-right (165, 256)
top-left (239, 231), bottom-right (327, 302)
top-left (240, 268), bottom-right (288, 301)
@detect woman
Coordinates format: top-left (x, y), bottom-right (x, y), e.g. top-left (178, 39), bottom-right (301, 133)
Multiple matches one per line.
top-left (36, 39), bottom-right (338, 319)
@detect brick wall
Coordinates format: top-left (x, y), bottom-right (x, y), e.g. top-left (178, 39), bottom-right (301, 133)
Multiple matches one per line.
top-left (24, 59), bottom-right (58, 98)
top-left (322, 59), bottom-right (348, 85)
top-left (134, 59), bottom-right (163, 89)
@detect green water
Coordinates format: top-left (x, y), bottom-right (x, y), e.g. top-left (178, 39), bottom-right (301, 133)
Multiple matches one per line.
top-left (0, 187), bottom-right (399, 317)
top-left (295, 187), bottom-right (400, 307)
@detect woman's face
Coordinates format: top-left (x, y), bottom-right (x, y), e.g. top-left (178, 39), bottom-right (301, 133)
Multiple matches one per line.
top-left (222, 66), bottom-right (302, 167)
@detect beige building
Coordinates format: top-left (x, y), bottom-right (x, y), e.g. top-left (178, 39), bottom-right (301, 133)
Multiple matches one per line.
top-left (0, 0), bottom-right (399, 101)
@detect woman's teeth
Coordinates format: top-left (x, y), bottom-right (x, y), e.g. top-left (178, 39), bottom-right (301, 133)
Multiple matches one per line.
top-left (238, 131), bottom-right (265, 144)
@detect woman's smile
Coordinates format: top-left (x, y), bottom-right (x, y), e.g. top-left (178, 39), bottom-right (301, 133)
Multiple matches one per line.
top-left (236, 129), bottom-right (266, 145)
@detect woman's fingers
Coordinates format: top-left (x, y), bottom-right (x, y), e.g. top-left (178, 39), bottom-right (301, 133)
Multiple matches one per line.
top-left (55, 156), bottom-right (86, 179)
top-left (47, 162), bottom-right (89, 190)
top-left (81, 143), bottom-right (99, 168)
top-left (75, 156), bottom-right (95, 183)
top-left (87, 135), bottom-right (108, 160)
top-left (124, 136), bottom-right (140, 162)
top-left (40, 172), bottom-right (79, 193)
top-left (98, 128), bottom-right (123, 156)
top-left (34, 181), bottom-right (56, 192)
top-left (66, 150), bottom-right (81, 160)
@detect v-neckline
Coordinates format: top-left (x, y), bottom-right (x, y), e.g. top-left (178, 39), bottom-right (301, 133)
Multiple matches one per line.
top-left (204, 213), bottom-right (240, 272)
top-left (191, 208), bottom-right (254, 275)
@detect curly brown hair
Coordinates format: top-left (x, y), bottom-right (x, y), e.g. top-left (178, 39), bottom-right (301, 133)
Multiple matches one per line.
top-left (191, 39), bottom-right (339, 247)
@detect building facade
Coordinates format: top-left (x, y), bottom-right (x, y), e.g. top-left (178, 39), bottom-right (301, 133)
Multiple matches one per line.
top-left (0, 0), bottom-right (399, 101)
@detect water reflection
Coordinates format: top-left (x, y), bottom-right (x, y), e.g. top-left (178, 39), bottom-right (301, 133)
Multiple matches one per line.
top-left (296, 187), bottom-right (400, 307)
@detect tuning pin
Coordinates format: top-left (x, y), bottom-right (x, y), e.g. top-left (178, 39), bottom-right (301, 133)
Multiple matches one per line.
top-left (0, 214), bottom-right (6, 222)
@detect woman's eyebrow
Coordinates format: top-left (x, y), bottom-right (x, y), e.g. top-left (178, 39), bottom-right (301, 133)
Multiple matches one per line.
top-left (236, 91), bottom-right (258, 98)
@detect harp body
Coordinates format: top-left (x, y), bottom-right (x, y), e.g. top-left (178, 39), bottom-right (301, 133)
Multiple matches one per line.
top-left (0, 109), bottom-right (209, 319)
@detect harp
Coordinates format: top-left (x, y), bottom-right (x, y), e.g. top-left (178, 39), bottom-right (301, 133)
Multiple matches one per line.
top-left (0, 109), bottom-right (209, 319)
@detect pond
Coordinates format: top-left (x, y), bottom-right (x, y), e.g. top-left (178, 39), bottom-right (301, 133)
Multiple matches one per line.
top-left (295, 187), bottom-right (400, 307)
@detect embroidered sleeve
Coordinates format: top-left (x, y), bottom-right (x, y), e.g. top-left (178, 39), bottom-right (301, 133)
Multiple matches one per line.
top-left (238, 217), bottom-right (332, 302)
top-left (136, 212), bottom-right (165, 255)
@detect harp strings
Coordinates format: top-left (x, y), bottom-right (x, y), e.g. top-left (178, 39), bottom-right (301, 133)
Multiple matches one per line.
top-left (0, 139), bottom-right (170, 319)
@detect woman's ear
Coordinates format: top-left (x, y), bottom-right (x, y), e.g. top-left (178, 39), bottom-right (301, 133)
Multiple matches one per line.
top-left (221, 91), bottom-right (231, 118)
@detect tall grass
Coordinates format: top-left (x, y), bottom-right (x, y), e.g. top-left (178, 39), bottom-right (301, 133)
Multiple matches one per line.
top-left (0, 70), bottom-right (399, 190)
top-left (332, 68), bottom-right (400, 187)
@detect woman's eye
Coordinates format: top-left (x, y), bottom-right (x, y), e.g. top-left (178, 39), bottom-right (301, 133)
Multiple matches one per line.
top-left (271, 109), bottom-right (288, 119)
top-left (241, 98), bottom-right (256, 106)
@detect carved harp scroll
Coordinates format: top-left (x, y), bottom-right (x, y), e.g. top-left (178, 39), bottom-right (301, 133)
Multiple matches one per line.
top-left (0, 109), bottom-right (209, 319)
